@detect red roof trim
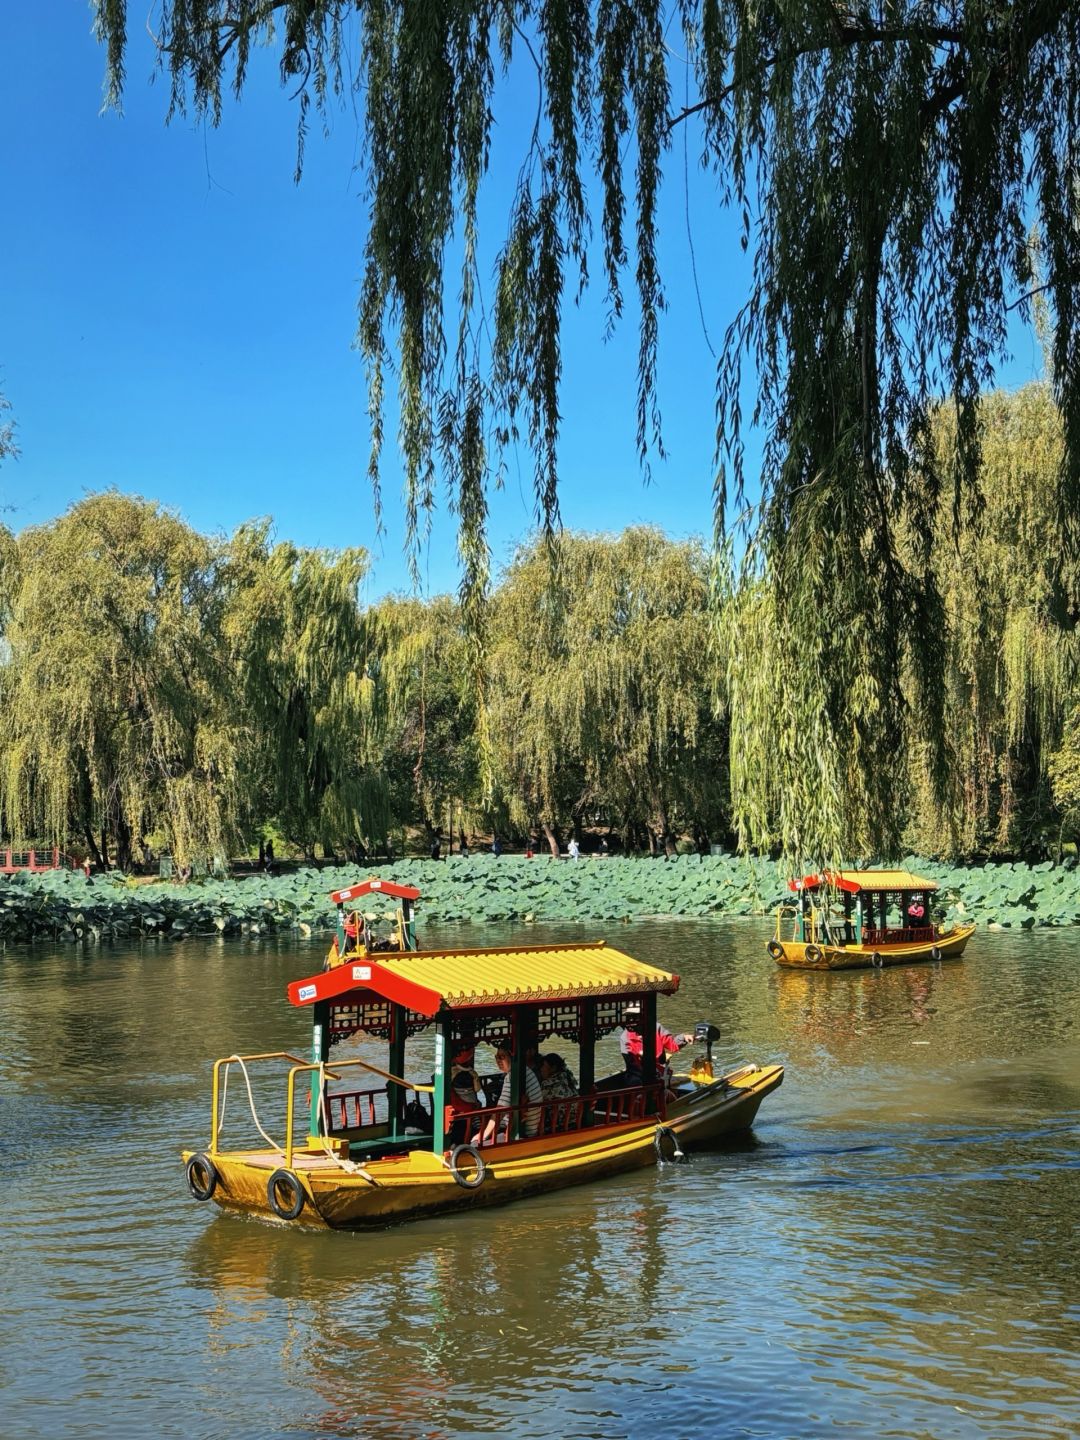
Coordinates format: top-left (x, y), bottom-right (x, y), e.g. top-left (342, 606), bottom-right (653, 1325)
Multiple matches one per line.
top-left (329, 877), bottom-right (421, 905)
top-left (288, 961), bottom-right (443, 1015)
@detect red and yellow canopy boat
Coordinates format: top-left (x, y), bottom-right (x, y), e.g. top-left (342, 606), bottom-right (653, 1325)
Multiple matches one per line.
top-left (768, 869), bottom-right (974, 970)
top-left (182, 880), bottom-right (783, 1228)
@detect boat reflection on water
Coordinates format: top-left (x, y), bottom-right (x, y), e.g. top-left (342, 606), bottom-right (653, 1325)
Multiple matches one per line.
top-left (771, 960), bottom-right (974, 1060)
top-left (185, 1180), bottom-right (673, 1439)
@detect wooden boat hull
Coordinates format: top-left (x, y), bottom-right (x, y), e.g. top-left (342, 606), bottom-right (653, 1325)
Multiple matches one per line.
top-left (182, 1062), bottom-right (784, 1230)
top-left (666, 1062), bottom-right (784, 1144)
top-left (769, 924), bottom-right (975, 970)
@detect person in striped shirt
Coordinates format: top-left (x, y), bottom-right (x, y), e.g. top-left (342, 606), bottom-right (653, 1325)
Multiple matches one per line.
top-left (482, 1041), bottom-right (542, 1142)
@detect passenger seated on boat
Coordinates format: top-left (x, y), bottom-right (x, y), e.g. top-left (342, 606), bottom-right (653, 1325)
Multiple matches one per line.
top-left (481, 1042), bottom-right (542, 1143)
top-left (539, 1053), bottom-right (578, 1133)
top-left (539, 1053), bottom-right (577, 1101)
top-left (450, 1042), bottom-right (485, 1105)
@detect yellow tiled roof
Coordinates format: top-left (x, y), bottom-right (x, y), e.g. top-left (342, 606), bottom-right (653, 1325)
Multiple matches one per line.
top-left (820, 869), bottom-right (939, 893)
top-left (378, 940), bottom-right (679, 1008)
top-left (289, 939), bottom-right (681, 1014)
top-left (836, 869), bottom-right (937, 892)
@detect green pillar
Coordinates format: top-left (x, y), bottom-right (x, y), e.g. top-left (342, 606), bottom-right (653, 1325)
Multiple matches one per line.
top-left (401, 898), bottom-right (416, 949)
top-left (432, 1014), bottom-right (451, 1153)
top-left (309, 999), bottom-right (330, 1137)
top-left (389, 1002), bottom-right (407, 1140)
top-left (579, 999), bottom-right (596, 1126)
top-left (516, 1007), bottom-right (539, 1141)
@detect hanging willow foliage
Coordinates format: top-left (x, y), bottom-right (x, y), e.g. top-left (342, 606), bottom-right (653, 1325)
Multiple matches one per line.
top-left (722, 384), bottom-right (1080, 860)
top-left (220, 522), bottom-right (387, 855)
top-left (365, 593), bottom-right (482, 842)
top-left (0, 493), bottom-right (243, 868)
top-left (902, 383), bottom-right (1079, 855)
top-left (488, 527), bottom-right (727, 850)
top-left (0, 499), bottom-right (398, 865)
top-left (92, 1), bottom-right (1080, 858)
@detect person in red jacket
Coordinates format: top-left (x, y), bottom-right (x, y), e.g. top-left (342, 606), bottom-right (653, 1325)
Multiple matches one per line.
top-left (617, 1001), bottom-right (694, 1082)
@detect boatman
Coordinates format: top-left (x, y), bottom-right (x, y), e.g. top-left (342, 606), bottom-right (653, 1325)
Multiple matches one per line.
top-left (610, 1001), bottom-right (695, 1088)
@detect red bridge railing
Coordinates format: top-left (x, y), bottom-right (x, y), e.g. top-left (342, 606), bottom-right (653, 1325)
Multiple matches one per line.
top-left (0, 848), bottom-right (76, 874)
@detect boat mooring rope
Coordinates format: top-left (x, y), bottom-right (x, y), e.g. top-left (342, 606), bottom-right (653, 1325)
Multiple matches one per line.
top-left (314, 1066), bottom-right (381, 1185)
top-left (218, 1055), bottom-right (284, 1153)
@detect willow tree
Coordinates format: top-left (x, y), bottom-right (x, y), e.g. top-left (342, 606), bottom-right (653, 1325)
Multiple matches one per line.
top-left (0, 493), bottom-right (242, 868)
top-left (489, 527), bottom-right (726, 852)
top-left (366, 594), bottom-right (483, 846)
top-left (95, 1), bottom-right (1080, 861)
top-left (903, 383), bottom-right (1079, 855)
top-left (220, 524), bottom-right (386, 857)
top-left (724, 384), bottom-right (1080, 859)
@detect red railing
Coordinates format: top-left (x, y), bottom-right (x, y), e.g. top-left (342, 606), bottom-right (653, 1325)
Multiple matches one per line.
top-left (455, 1082), bottom-right (665, 1148)
top-left (863, 926), bottom-right (936, 945)
top-left (327, 1081), bottom-right (667, 1145)
top-left (0, 848), bottom-right (76, 874)
top-left (591, 1082), bottom-right (664, 1126)
top-left (327, 1087), bottom-right (386, 1129)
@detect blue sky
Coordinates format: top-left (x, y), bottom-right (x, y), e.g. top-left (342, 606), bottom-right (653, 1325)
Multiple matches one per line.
top-left (1, 5), bottom-right (1047, 601)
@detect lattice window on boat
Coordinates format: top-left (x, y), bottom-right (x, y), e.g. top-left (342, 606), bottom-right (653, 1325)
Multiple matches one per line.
top-left (452, 1010), bottom-right (515, 1047)
top-left (595, 999), bottom-right (638, 1038)
top-left (329, 998), bottom-right (393, 1040)
top-left (537, 1002), bottom-right (582, 1043)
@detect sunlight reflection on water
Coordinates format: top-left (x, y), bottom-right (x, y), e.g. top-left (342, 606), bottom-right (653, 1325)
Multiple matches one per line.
top-left (1, 918), bottom-right (1078, 1439)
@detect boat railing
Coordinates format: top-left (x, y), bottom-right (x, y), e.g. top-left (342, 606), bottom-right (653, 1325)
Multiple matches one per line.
top-left (863, 925), bottom-right (937, 945)
top-left (774, 905), bottom-right (800, 941)
top-left (209, 1053), bottom-right (438, 1167)
top-left (210, 1051), bottom-right (315, 1156)
top-left (456, 1081), bottom-right (665, 1149)
top-left (775, 904), bottom-right (849, 945)
top-left (326, 1086), bottom-right (386, 1130)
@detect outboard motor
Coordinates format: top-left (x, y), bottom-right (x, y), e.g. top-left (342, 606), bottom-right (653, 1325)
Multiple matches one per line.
top-left (689, 1022), bottom-right (721, 1083)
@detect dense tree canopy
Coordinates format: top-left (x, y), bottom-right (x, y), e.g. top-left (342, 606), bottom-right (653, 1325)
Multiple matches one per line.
top-left (93, 0), bottom-right (1080, 859)
top-left (0, 496), bottom-right (393, 867)
top-left (0, 494), bottom-right (240, 869)
top-left (488, 527), bottom-right (727, 854)
top-left (3, 415), bottom-right (1080, 865)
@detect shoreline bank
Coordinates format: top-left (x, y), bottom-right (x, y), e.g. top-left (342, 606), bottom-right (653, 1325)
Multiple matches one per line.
top-left (0, 853), bottom-right (1073, 946)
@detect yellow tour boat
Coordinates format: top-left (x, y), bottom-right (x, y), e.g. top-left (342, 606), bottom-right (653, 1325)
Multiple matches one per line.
top-left (183, 878), bottom-right (784, 1228)
top-left (768, 868), bottom-right (975, 970)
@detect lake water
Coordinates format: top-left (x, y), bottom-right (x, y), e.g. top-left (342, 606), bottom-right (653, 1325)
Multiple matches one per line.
top-left (1, 919), bottom-right (1078, 1440)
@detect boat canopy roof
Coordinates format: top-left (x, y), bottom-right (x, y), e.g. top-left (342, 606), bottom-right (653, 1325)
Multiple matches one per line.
top-left (288, 940), bottom-right (679, 1016)
top-left (329, 877), bottom-right (421, 906)
top-left (790, 869), bottom-right (939, 895)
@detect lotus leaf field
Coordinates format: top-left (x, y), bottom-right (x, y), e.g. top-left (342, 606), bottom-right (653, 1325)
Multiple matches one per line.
top-left (0, 853), bottom-right (1078, 945)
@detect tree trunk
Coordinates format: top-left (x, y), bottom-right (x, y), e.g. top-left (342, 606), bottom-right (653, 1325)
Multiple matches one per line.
top-left (82, 823), bottom-right (104, 871)
top-left (541, 819), bottom-right (561, 858)
top-left (115, 811), bottom-right (133, 873)
top-left (100, 826), bottom-right (110, 870)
